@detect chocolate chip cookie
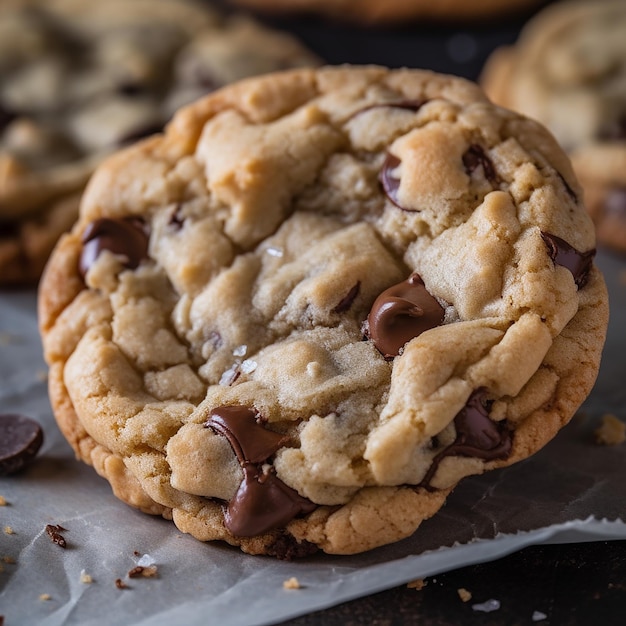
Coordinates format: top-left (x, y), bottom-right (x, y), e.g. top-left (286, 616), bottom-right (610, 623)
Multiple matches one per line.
top-left (229, 0), bottom-right (544, 24)
top-left (39, 66), bottom-right (609, 557)
top-left (481, 0), bottom-right (626, 253)
top-left (0, 0), bottom-right (320, 285)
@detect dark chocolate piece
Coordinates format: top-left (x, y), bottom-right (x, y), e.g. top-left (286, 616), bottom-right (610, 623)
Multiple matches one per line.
top-left (79, 217), bottom-right (149, 278)
top-left (420, 390), bottom-right (512, 489)
top-left (462, 144), bottom-right (498, 185)
top-left (541, 232), bottom-right (595, 288)
top-left (332, 281), bottom-right (361, 314)
top-left (205, 406), bottom-right (316, 537)
top-left (0, 414), bottom-right (44, 476)
top-left (45, 524), bottom-right (67, 548)
top-left (366, 273), bottom-right (444, 359)
top-left (379, 153), bottom-right (404, 209)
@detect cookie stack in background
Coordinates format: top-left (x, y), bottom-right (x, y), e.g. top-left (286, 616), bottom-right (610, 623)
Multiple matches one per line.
top-left (0, 0), bottom-right (321, 286)
top-left (481, 0), bottom-right (626, 254)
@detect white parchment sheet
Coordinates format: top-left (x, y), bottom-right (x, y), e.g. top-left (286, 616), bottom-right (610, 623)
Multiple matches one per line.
top-left (1, 250), bottom-right (625, 626)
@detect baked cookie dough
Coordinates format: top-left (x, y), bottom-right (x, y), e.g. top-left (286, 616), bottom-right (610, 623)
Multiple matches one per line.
top-left (39, 65), bottom-right (608, 557)
top-left (0, 0), bottom-right (320, 285)
top-left (228, 0), bottom-right (545, 24)
top-left (481, 0), bottom-right (626, 253)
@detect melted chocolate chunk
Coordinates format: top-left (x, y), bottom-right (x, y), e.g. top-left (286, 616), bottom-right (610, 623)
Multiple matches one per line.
top-left (0, 414), bottom-right (44, 476)
top-left (79, 217), bottom-right (149, 278)
top-left (379, 153), bottom-right (405, 209)
top-left (0, 103), bottom-right (17, 132)
top-left (462, 144), bottom-right (498, 185)
top-left (541, 232), bottom-right (595, 289)
top-left (420, 390), bottom-right (512, 489)
top-left (332, 281), bottom-right (361, 314)
top-left (605, 188), bottom-right (626, 217)
top-left (366, 273), bottom-right (444, 359)
top-left (205, 406), bottom-right (316, 537)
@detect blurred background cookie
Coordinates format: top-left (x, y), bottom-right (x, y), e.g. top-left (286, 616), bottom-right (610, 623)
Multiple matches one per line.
top-left (0, 0), bottom-right (320, 286)
top-left (227, 0), bottom-right (547, 25)
top-left (481, 0), bottom-right (626, 253)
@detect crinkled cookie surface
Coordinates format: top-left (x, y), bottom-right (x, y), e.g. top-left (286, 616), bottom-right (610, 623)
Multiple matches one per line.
top-left (481, 0), bottom-right (626, 252)
top-left (39, 66), bottom-right (608, 557)
top-left (0, 0), bottom-right (320, 284)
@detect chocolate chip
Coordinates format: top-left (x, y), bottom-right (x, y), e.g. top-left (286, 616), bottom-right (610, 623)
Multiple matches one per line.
top-left (420, 390), bottom-right (512, 489)
top-left (78, 217), bottom-right (149, 278)
top-left (380, 153), bottom-right (405, 209)
top-left (365, 273), bottom-right (444, 359)
top-left (541, 232), bottom-right (595, 288)
top-left (332, 281), bottom-right (361, 314)
top-left (0, 103), bottom-right (17, 133)
top-left (0, 414), bottom-right (44, 476)
top-left (462, 144), bottom-right (498, 185)
top-left (205, 406), bottom-right (316, 537)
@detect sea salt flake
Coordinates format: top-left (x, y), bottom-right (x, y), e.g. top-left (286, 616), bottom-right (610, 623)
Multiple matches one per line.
top-left (472, 599), bottom-right (500, 613)
top-left (532, 610), bottom-right (547, 621)
top-left (241, 359), bottom-right (257, 374)
top-left (219, 367), bottom-right (238, 386)
top-left (233, 345), bottom-right (247, 357)
top-left (266, 246), bottom-right (284, 258)
top-left (137, 554), bottom-right (156, 567)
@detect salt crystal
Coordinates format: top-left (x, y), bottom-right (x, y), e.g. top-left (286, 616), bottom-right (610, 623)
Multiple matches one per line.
top-left (471, 599), bottom-right (500, 613)
top-left (233, 345), bottom-right (247, 357)
top-left (137, 554), bottom-right (156, 567)
top-left (532, 610), bottom-right (547, 622)
top-left (219, 367), bottom-right (238, 386)
top-left (241, 359), bottom-right (257, 374)
top-left (266, 246), bottom-right (283, 258)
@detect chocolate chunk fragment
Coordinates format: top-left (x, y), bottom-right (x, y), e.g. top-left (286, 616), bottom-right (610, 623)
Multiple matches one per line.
top-left (332, 281), bottom-right (360, 314)
top-left (541, 232), bottom-right (595, 288)
top-left (79, 217), bottom-right (149, 278)
top-left (366, 273), bottom-right (444, 359)
top-left (380, 153), bottom-right (404, 209)
top-left (462, 144), bottom-right (498, 185)
top-left (420, 390), bottom-right (512, 489)
top-left (0, 103), bottom-right (17, 132)
top-left (205, 406), bottom-right (316, 537)
top-left (45, 524), bottom-right (67, 548)
top-left (0, 414), bottom-right (44, 476)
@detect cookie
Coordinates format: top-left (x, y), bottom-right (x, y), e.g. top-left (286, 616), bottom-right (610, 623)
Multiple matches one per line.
top-left (481, 0), bottom-right (626, 253)
top-left (39, 66), bottom-right (608, 557)
top-left (0, 0), bottom-right (320, 286)
top-left (228, 0), bottom-right (544, 24)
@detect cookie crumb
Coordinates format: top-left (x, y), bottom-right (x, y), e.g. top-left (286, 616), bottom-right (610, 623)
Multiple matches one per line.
top-left (283, 577), bottom-right (301, 589)
top-left (457, 588), bottom-right (472, 602)
top-left (0, 496), bottom-right (7, 506)
top-left (594, 414), bottom-right (625, 445)
top-left (472, 598), bottom-right (500, 612)
top-left (532, 610), bottom-right (548, 621)
top-left (80, 570), bottom-right (93, 584)
top-left (115, 578), bottom-right (128, 589)
top-left (39, 594), bottom-right (51, 601)
top-left (3, 526), bottom-right (14, 535)
top-left (128, 565), bottom-right (158, 579)
top-left (407, 578), bottom-right (427, 590)
top-left (45, 524), bottom-right (67, 548)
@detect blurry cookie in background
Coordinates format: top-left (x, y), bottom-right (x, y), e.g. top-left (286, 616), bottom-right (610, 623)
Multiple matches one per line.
top-left (0, 0), bottom-right (321, 286)
top-left (481, 0), bottom-right (626, 254)
top-left (228, 0), bottom-right (546, 25)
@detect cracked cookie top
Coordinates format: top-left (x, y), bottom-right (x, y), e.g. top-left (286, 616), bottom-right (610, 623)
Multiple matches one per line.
top-left (39, 66), bottom-right (608, 556)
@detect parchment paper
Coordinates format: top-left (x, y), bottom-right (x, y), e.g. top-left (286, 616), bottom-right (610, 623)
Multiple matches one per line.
top-left (1, 249), bottom-right (625, 626)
